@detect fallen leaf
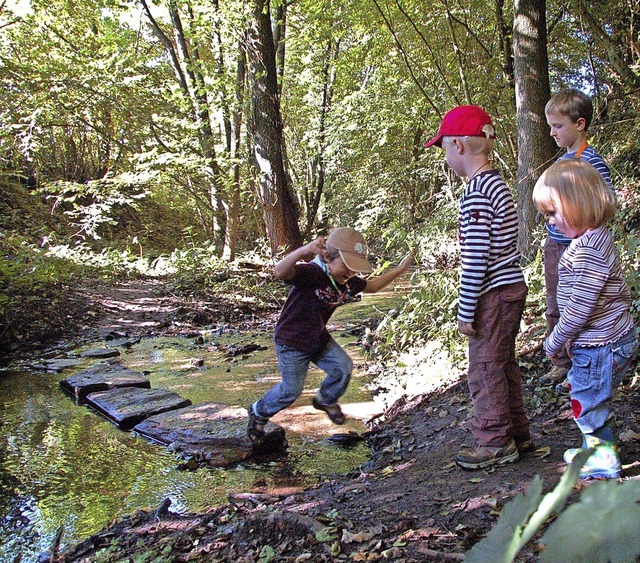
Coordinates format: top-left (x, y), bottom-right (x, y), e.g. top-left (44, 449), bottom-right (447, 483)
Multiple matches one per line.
top-left (619, 429), bottom-right (640, 442)
top-left (342, 529), bottom-right (376, 543)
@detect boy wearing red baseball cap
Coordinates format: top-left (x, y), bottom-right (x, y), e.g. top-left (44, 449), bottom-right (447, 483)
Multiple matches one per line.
top-left (247, 228), bottom-right (413, 442)
top-left (425, 105), bottom-right (532, 469)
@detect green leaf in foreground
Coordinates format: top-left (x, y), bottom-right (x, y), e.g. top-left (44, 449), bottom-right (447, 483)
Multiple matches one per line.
top-left (540, 479), bottom-right (640, 563)
top-left (465, 449), bottom-right (592, 563)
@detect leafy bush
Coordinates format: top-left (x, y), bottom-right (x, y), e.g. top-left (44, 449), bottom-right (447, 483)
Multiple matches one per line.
top-left (372, 268), bottom-right (461, 363)
top-left (0, 233), bottom-right (88, 352)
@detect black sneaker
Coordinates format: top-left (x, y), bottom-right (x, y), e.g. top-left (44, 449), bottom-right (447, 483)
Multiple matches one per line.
top-left (555, 379), bottom-right (571, 395)
top-left (312, 396), bottom-right (346, 425)
top-left (455, 440), bottom-right (520, 470)
top-left (247, 403), bottom-right (268, 443)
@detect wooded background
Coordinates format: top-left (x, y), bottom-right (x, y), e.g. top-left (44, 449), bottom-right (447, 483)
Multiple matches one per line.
top-left (1, 0), bottom-right (639, 263)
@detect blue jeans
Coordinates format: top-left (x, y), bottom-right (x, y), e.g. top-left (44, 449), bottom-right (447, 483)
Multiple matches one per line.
top-left (255, 338), bottom-right (353, 419)
top-left (568, 328), bottom-right (638, 434)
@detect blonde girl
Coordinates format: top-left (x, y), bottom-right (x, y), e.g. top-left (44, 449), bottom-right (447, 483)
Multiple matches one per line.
top-left (533, 158), bottom-right (637, 479)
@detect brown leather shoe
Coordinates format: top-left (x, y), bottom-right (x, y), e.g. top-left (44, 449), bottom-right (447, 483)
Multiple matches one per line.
top-left (312, 396), bottom-right (346, 425)
top-left (247, 403), bottom-right (268, 442)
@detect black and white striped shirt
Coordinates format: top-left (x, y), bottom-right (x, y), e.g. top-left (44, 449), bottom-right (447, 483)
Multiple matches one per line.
top-left (545, 226), bottom-right (633, 355)
top-left (458, 170), bottom-right (525, 323)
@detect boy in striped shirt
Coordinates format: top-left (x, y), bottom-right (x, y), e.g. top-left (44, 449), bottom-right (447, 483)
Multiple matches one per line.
top-left (542, 89), bottom-right (615, 392)
top-left (425, 105), bottom-right (531, 470)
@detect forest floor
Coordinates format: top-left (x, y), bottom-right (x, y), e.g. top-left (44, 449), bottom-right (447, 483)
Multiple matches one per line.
top-left (13, 278), bottom-right (640, 562)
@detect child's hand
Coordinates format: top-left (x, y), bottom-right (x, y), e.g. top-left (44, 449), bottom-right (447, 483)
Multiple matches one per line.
top-left (458, 320), bottom-right (476, 337)
top-left (399, 253), bottom-right (414, 271)
top-left (304, 236), bottom-right (325, 258)
top-left (564, 341), bottom-right (573, 359)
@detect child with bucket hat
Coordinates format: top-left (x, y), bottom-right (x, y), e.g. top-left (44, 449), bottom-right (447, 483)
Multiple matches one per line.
top-left (247, 228), bottom-right (413, 442)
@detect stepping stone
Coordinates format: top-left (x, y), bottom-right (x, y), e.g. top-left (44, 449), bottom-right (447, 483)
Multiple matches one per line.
top-left (106, 337), bottom-right (141, 348)
top-left (133, 403), bottom-right (287, 467)
top-left (80, 348), bottom-right (121, 359)
top-left (41, 358), bottom-right (85, 372)
top-left (85, 387), bottom-right (192, 430)
top-left (60, 362), bottom-right (150, 403)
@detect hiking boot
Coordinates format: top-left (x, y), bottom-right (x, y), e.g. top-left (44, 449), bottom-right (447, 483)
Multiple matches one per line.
top-left (247, 402), bottom-right (268, 443)
top-left (455, 440), bottom-right (520, 470)
top-left (555, 379), bottom-right (571, 395)
top-left (312, 396), bottom-right (346, 425)
top-left (540, 365), bottom-right (569, 385)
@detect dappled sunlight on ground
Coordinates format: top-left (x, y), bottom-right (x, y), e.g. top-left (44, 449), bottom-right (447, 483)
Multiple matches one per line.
top-left (269, 400), bottom-right (383, 438)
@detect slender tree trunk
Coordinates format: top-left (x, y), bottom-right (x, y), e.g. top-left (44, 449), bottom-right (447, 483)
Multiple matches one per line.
top-left (273, 2), bottom-right (286, 98)
top-left (513, 0), bottom-right (556, 259)
top-left (140, 0), bottom-right (228, 254)
top-left (247, 0), bottom-right (302, 254)
top-left (303, 37), bottom-right (337, 239)
top-left (495, 0), bottom-right (514, 88)
top-left (224, 38), bottom-right (248, 261)
top-left (578, 2), bottom-right (640, 92)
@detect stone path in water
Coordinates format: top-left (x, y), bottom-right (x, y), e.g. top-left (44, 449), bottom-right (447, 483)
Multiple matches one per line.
top-left (59, 347), bottom-right (287, 468)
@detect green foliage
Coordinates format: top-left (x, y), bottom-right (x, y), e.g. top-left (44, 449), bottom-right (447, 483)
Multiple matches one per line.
top-left (372, 267), bottom-right (462, 363)
top-left (0, 233), bottom-right (84, 351)
top-left (0, 233), bottom-right (79, 304)
top-left (257, 544), bottom-right (276, 562)
top-left (540, 479), bottom-right (640, 562)
top-left (466, 449), bottom-right (640, 562)
top-left (40, 175), bottom-right (149, 240)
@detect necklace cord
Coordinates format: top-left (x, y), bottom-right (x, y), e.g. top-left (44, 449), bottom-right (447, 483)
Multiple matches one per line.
top-left (469, 161), bottom-right (490, 180)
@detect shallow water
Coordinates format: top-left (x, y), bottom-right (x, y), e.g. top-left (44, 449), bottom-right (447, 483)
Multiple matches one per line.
top-left (0, 289), bottom-right (407, 561)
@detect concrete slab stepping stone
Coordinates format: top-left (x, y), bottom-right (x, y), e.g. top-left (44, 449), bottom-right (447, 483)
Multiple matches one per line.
top-left (79, 348), bottom-right (121, 359)
top-left (40, 358), bottom-right (85, 372)
top-left (85, 387), bottom-right (192, 430)
top-left (60, 361), bottom-right (150, 403)
top-left (133, 403), bottom-right (287, 467)
top-left (106, 337), bottom-right (141, 348)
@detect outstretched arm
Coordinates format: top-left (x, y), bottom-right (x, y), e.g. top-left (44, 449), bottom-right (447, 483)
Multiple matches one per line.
top-left (363, 254), bottom-right (414, 294)
top-left (274, 237), bottom-right (325, 280)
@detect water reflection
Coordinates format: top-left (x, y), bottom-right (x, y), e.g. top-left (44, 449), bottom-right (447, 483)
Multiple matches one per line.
top-left (0, 322), bottom-right (378, 561)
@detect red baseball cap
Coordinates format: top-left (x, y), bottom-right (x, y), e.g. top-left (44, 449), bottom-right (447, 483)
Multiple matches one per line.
top-left (424, 105), bottom-right (496, 148)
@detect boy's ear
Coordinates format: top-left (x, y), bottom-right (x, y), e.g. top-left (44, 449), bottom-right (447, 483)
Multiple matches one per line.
top-left (320, 248), bottom-right (330, 262)
top-left (576, 117), bottom-right (587, 131)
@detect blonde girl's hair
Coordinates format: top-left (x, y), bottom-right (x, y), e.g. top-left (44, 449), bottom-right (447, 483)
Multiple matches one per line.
top-left (532, 158), bottom-right (616, 232)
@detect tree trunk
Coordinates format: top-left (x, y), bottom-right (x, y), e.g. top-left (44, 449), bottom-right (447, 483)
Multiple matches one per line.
top-left (247, 0), bottom-right (302, 255)
top-left (513, 0), bottom-right (556, 260)
top-left (223, 38), bottom-right (247, 261)
top-left (140, 0), bottom-right (228, 254)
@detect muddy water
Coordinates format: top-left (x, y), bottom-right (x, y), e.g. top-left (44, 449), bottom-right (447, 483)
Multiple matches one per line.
top-left (0, 288), bottom-right (408, 562)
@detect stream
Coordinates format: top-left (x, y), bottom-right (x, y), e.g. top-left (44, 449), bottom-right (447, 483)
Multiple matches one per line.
top-left (0, 290), bottom-right (407, 561)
